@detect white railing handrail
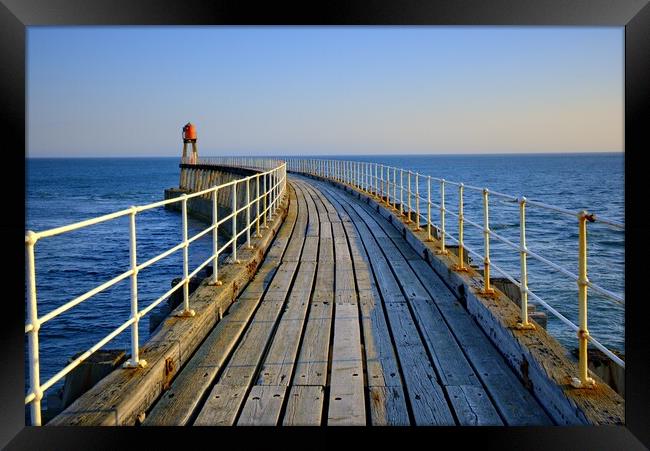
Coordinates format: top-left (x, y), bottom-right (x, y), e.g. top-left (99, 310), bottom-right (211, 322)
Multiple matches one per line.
top-left (24, 157), bottom-right (287, 426)
top-left (284, 157), bottom-right (624, 390)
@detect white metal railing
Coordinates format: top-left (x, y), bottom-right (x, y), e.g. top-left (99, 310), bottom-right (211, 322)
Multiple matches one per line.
top-left (285, 158), bottom-right (624, 390)
top-left (24, 158), bottom-right (287, 426)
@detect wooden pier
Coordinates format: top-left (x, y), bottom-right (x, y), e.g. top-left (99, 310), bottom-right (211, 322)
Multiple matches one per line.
top-left (46, 165), bottom-right (624, 427)
top-left (142, 175), bottom-right (552, 426)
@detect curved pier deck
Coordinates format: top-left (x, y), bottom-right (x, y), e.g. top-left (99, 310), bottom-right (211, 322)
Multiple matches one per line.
top-left (144, 174), bottom-right (552, 426)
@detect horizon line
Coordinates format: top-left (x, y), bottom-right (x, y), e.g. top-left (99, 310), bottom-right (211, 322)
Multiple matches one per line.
top-left (26, 150), bottom-right (624, 159)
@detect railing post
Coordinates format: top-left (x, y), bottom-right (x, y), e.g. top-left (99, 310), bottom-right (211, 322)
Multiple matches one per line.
top-left (210, 187), bottom-right (222, 286)
top-left (480, 189), bottom-right (496, 296)
top-left (364, 162), bottom-right (368, 192)
top-left (405, 171), bottom-right (412, 223)
top-left (374, 163), bottom-right (378, 197)
top-left (246, 178), bottom-right (252, 249)
top-left (437, 179), bottom-right (448, 255)
top-left (255, 174), bottom-right (261, 237)
top-left (25, 231), bottom-right (42, 426)
top-left (515, 197), bottom-right (534, 329)
top-left (178, 195), bottom-right (195, 317)
top-left (384, 165), bottom-right (389, 205)
top-left (124, 207), bottom-right (148, 367)
top-left (453, 184), bottom-right (468, 271)
top-left (271, 170), bottom-right (276, 217)
top-left (232, 182), bottom-right (240, 264)
top-left (262, 173), bottom-right (268, 229)
top-left (356, 161), bottom-right (360, 189)
top-left (393, 167), bottom-right (397, 210)
top-left (400, 169), bottom-right (404, 216)
top-left (380, 164), bottom-right (384, 201)
top-left (426, 176), bottom-right (432, 241)
top-left (573, 211), bottom-right (596, 388)
top-left (414, 173), bottom-right (421, 230)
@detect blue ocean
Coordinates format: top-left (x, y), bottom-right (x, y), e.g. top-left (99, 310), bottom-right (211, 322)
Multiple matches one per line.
top-left (25, 153), bottom-right (624, 399)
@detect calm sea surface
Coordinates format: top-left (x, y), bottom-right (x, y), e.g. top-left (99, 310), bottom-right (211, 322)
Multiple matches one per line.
top-left (25, 154), bottom-right (624, 400)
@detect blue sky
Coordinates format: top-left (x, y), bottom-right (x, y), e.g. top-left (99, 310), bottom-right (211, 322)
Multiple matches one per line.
top-left (27, 26), bottom-right (623, 157)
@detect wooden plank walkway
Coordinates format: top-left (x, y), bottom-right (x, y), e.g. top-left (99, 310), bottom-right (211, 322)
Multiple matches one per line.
top-left (144, 175), bottom-right (553, 426)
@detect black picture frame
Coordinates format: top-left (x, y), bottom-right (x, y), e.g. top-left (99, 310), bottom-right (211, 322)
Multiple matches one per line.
top-left (2, 0), bottom-right (648, 449)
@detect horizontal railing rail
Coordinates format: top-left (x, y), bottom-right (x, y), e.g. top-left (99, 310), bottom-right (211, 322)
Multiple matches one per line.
top-left (25, 158), bottom-right (287, 425)
top-left (284, 158), bottom-right (625, 390)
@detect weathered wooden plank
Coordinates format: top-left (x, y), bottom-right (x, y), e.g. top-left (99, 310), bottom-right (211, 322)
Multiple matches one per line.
top-left (326, 204), bottom-right (404, 303)
top-left (282, 385), bottom-right (325, 426)
top-left (319, 223), bottom-right (333, 240)
top-left (193, 296), bottom-right (287, 423)
top-left (288, 261), bottom-right (317, 295)
top-left (263, 261), bottom-right (299, 302)
top-left (390, 259), bottom-right (431, 302)
top-left (216, 300), bottom-right (286, 387)
top-left (409, 298), bottom-right (480, 387)
top-left (382, 302), bottom-right (455, 425)
top-left (292, 302), bottom-right (333, 386)
top-left (357, 290), bottom-right (402, 388)
top-left (237, 385), bottom-right (288, 426)
top-left (301, 236), bottom-right (319, 262)
top-left (446, 385), bottom-right (503, 426)
top-left (368, 386), bottom-right (410, 426)
top-left (334, 230), bottom-right (356, 305)
top-left (302, 182), bottom-right (320, 237)
top-left (406, 259), bottom-right (552, 425)
top-left (256, 300), bottom-right (311, 385)
top-left (318, 238), bottom-right (334, 263)
top-left (144, 297), bottom-right (263, 425)
top-left (193, 384), bottom-right (246, 426)
top-left (282, 186), bottom-right (308, 262)
top-left (257, 263), bottom-right (315, 386)
top-left (370, 258), bottom-right (406, 303)
top-left (307, 185), bottom-right (330, 222)
top-left (328, 303), bottom-right (366, 425)
top-left (344, 196), bottom-right (422, 262)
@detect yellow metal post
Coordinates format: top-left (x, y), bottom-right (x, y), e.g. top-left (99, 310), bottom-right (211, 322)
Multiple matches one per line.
top-left (210, 187), bottom-right (222, 286)
top-left (414, 173), bottom-right (421, 230)
top-left (380, 165), bottom-right (384, 201)
top-left (426, 176), bottom-right (432, 241)
top-left (516, 197), bottom-right (534, 330)
top-left (255, 175), bottom-right (261, 237)
top-left (453, 184), bottom-right (468, 271)
top-left (573, 211), bottom-right (596, 388)
top-left (437, 179), bottom-right (448, 255)
top-left (400, 169), bottom-right (404, 216)
top-left (480, 189), bottom-right (496, 296)
top-left (178, 196), bottom-right (196, 317)
top-left (393, 167), bottom-right (397, 210)
top-left (25, 231), bottom-right (42, 426)
top-left (245, 178), bottom-right (252, 249)
top-left (405, 171), bottom-right (412, 224)
top-left (262, 173), bottom-right (268, 229)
